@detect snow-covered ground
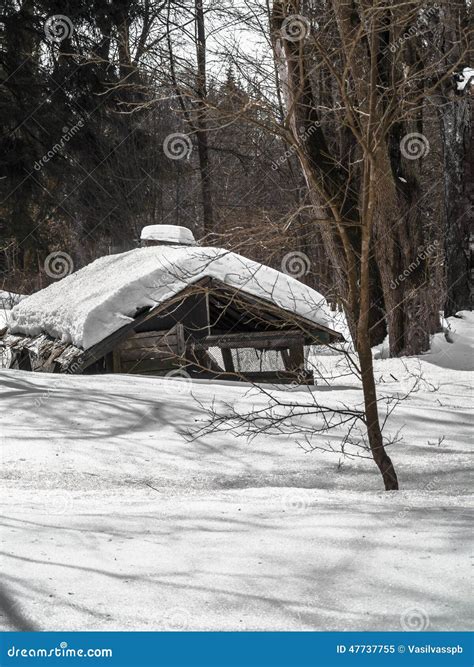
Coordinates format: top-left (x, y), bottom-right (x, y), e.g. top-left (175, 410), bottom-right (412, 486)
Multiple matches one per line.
top-left (0, 313), bottom-right (472, 632)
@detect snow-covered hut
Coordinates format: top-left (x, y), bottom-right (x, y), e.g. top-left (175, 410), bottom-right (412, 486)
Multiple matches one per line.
top-left (0, 226), bottom-right (343, 384)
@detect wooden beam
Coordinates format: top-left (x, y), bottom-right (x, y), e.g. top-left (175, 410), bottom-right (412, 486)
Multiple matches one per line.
top-left (207, 278), bottom-right (344, 341)
top-left (221, 348), bottom-right (235, 373)
top-left (194, 330), bottom-right (306, 350)
top-left (121, 357), bottom-right (181, 373)
top-left (119, 348), bottom-right (176, 363)
top-left (120, 330), bottom-right (176, 347)
top-left (112, 349), bottom-right (122, 373)
top-left (175, 323), bottom-right (186, 357)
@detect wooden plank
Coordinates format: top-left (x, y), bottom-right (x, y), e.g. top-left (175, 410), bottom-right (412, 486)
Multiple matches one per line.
top-left (121, 357), bottom-right (180, 373)
top-left (194, 330), bottom-right (306, 350)
top-left (205, 291), bottom-right (211, 335)
top-left (119, 332), bottom-right (177, 351)
top-left (119, 348), bottom-right (176, 363)
top-left (119, 339), bottom-right (177, 355)
top-left (129, 330), bottom-right (173, 341)
top-left (112, 349), bottom-right (122, 372)
top-left (175, 323), bottom-right (186, 357)
top-left (104, 352), bottom-right (114, 372)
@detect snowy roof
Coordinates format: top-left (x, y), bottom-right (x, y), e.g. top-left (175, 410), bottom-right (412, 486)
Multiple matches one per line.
top-left (8, 246), bottom-right (339, 351)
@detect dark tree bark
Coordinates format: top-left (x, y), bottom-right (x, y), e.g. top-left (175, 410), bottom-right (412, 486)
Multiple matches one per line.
top-left (440, 96), bottom-right (472, 316)
top-left (359, 228), bottom-right (399, 490)
top-left (194, 0), bottom-right (213, 233)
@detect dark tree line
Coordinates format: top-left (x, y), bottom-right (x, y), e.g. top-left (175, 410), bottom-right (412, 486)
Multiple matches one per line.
top-left (1, 0), bottom-right (471, 340)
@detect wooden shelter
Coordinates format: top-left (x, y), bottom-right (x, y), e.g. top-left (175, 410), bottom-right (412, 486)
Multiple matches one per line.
top-left (1, 228), bottom-right (343, 385)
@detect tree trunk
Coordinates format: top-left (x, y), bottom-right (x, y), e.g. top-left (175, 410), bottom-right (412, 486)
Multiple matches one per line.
top-left (441, 96), bottom-right (472, 316)
top-left (358, 335), bottom-right (399, 490)
top-left (359, 223), bottom-right (399, 491)
top-left (195, 0), bottom-right (213, 233)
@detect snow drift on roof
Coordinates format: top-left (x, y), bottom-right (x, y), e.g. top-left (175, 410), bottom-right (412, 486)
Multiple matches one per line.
top-left (8, 246), bottom-right (337, 350)
top-left (140, 224), bottom-right (196, 245)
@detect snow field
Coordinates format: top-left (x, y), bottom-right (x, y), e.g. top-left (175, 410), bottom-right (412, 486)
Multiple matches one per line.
top-left (0, 313), bottom-right (472, 631)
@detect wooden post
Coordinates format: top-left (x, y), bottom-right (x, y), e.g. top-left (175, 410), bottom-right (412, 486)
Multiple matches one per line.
top-left (222, 348), bottom-right (235, 373)
top-left (112, 349), bottom-right (121, 373)
top-left (176, 324), bottom-right (185, 356)
top-left (280, 349), bottom-right (291, 370)
top-left (288, 345), bottom-right (305, 371)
